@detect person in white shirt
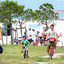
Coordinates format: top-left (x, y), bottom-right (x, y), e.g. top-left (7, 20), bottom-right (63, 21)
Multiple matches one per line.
top-left (35, 31), bottom-right (40, 44)
top-left (46, 24), bottom-right (58, 54)
top-left (32, 29), bottom-right (36, 44)
top-left (27, 28), bottom-right (33, 44)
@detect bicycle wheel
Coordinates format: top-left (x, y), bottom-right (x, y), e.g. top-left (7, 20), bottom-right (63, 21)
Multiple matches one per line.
top-left (24, 49), bottom-right (26, 59)
top-left (50, 54), bottom-right (53, 59)
top-left (49, 47), bottom-right (53, 59)
top-left (57, 40), bottom-right (63, 48)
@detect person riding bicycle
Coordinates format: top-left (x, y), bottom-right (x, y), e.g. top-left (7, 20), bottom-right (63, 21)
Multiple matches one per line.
top-left (22, 36), bottom-right (29, 57)
top-left (46, 24), bottom-right (58, 54)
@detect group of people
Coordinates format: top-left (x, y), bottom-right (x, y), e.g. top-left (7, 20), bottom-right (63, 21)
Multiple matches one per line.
top-left (21, 24), bottom-right (63, 57)
top-left (0, 24), bottom-right (63, 58)
top-left (26, 28), bottom-right (46, 45)
top-left (24, 24), bottom-right (62, 46)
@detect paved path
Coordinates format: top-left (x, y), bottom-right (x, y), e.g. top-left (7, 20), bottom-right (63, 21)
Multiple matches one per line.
top-left (41, 53), bottom-right (64, 58)
top-left (31, 62), bottom-right (48, 64)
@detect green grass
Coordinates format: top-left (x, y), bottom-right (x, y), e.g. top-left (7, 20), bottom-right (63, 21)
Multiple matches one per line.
top-left (0, 45), bottom-right (64, 64)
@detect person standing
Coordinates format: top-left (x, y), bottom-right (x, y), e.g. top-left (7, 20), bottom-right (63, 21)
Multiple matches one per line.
top-left (32, 29), bottom-right (36, 44)
top-left (35, 31), bottom-right (40, 44)
top-left (27, 28), bottom-right (33, 44)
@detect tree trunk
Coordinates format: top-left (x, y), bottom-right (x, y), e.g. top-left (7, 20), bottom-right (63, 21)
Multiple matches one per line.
top-left (10, 25), bottom-right (13, 44)
top-left (45, 19), bottom-right (48, 30)
top-left (2, 35), bottom-right (4, 45)
top-left (1, 27), bottom-right (4, 45)
top-left (9, 19), bottom-right (13, 44)
top-left (25, 26), bottom-right (27, 36)
top-left (19, 21), bottom-right (22, 37)
top-left (15, 28), bottom-right (17, 39)
top-left (6, 28), bottom-right (7, 44)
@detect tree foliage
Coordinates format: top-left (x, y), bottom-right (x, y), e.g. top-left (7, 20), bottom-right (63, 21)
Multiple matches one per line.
top-left (0, 0), bottom-right (57, 30)
top-left (0, 0), bottom-right (24, 25)
top-left (32, 3), bottom-right (56, 29)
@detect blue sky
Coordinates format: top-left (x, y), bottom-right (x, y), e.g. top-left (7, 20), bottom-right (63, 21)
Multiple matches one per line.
top-left (0, 0), bottom-right (64, 10)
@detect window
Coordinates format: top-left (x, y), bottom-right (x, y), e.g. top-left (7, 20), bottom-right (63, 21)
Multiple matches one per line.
top-left (2, 25), bottom-right (11, 36)
top-left (2, 25), bottom-right (7, 36)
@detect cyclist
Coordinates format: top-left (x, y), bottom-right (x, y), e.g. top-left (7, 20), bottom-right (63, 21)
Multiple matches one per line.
top-left (46, 24), bottom-right (58, 55)
top-left (22, 36), bottom-right (29, 57)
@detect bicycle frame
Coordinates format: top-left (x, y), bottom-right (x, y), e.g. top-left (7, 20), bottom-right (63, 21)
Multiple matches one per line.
top-left (45, 38), bottom-right (55, 59)
top-left (23, 46), bottom-right (27, 59)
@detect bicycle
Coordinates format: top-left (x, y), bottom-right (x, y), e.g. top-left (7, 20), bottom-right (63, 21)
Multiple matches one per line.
top-left (46, 38), bottom-right (56, 59)
top-left (49, 42), bottom-right (54, 59)
top-left (23, 44), bottom-right (28, 59)
top-left (9, 39), bottom-right (19, 45)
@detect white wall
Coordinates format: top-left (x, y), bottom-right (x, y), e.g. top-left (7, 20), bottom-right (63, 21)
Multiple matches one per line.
top-left (54, 20), bottom-right (64, 46)
top-left (0, 20), bottom-right (64, 46)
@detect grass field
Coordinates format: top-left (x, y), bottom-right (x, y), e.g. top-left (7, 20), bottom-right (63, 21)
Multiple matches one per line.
top-left (0, 45), bottom-right (64, 64)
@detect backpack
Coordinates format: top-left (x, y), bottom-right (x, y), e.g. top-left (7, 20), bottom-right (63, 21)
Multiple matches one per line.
top-left (49, 38), bottom-right (55, 43)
